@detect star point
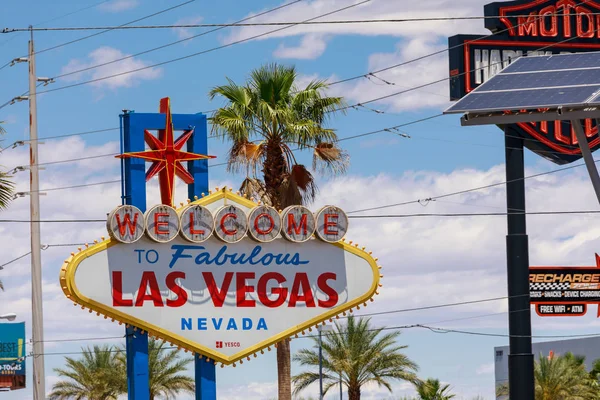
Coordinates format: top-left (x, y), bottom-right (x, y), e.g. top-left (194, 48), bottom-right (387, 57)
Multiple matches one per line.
top-left (117, 97), bottom-right (215, 206)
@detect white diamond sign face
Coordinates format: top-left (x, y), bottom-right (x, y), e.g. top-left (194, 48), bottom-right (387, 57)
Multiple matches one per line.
top-left (61, 189), bottom-right (380, 365)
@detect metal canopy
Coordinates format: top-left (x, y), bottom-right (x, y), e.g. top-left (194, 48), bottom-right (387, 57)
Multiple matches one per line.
top-left (443, 51), bottom-right (600, 205)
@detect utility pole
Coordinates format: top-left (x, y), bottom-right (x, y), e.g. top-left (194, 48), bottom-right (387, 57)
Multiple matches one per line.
top-left (28, 26), bottom-right (46, 400)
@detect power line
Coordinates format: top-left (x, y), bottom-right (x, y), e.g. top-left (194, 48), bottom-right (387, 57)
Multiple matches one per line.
top-left (8, 13), bottom-right (600, 32)
top-left (30, 0), bottom-right (370, 96)
top-left (0, 1), bottom-right (194, 73)
top-left (350, 210), bottom-right (600, 218)
top-left (2, 209), bottom-right (600, 224)
top-left (0, 243), bottom-right (86, 269)
top-left (51, 0), bottom-right (305, 81)
top-left (0, 0), bottom-right (111, 48)
top-left (0, 252), bottom-right (30, 269)
top-left (347, 158), bottom-right (600, 214)
top-left (31, 0), bottom-right (195, 57)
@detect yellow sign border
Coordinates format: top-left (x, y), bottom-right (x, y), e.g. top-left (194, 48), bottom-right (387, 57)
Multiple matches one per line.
top-left (60, 188), bottom-right (381, 365)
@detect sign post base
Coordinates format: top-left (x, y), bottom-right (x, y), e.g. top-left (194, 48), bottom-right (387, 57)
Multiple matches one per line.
top-left (196, 358), bottom-right (216, 400)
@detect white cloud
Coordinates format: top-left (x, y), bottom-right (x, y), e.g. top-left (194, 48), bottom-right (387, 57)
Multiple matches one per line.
top-left (3, 134), bottom-right (600, 399)
top-left (98, 0), bottom-right (139, 13)
top-left (172, 16), bottom-right (204, 42)
top-left (316, 37), bottom-right (451, 112)
top-left (224, 0), bottom-right (486, 45)
top-left (476, 363), bottom-right (494, 375)
top-left (60, 47), bottom-right (162, 90)
top-left (274, 34), bottom-right (328, 60)
top-left (220, 0), bottom-right (491, 109)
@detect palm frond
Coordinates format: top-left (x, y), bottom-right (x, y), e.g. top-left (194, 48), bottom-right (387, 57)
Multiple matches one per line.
top-left (313, 142), bottom-right (349, 176)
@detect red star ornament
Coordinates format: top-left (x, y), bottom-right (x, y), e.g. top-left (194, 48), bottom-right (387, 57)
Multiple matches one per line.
top-left (117, 97), bottom-right (215, 206)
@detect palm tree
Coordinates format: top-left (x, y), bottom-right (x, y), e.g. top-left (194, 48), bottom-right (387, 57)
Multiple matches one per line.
top-left (210, 63), bottom-right (348, 400)
top-left (132, 338), bottom-right (195, 400)
top-left (292, 316), bottom-right (419, 400)
top-left (49, 345), bottom-right (124, 400)
top-left (0, 122), bottom-right (14, 210)
top-left (496, 352), bottom-right (598, 400)
top-left (414, 378), bottom-right (455, 400)
top-left (50, 339), bottom-right (194, 399)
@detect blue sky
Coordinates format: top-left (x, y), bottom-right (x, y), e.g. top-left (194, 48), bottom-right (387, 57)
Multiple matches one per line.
top-left (2, 0), bottom-right (600, 399)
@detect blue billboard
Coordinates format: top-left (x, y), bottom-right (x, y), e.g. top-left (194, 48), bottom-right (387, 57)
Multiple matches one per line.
top-left (0, 322), bottom-right (26, 377)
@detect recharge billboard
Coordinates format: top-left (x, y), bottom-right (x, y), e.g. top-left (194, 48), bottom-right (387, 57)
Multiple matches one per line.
top-left (0, 322), bottom-right (26, 390)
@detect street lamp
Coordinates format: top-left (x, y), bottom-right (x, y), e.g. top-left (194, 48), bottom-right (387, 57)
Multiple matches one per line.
top-left (318, 324), bottom-right (333, 400)
top-left (0, 313), bottom-right (17, 321)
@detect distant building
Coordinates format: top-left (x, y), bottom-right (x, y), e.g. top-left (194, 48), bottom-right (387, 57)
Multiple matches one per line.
top-left (494, 337), bottom-right (600, 398)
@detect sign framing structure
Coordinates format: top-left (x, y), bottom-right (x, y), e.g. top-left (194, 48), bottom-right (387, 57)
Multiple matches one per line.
top-left (448, 0), bottom-right (600, 164)
top-left (60, 188), bottom-right (381, 366)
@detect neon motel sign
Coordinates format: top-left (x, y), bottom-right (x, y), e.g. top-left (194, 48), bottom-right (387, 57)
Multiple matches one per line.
top-left (60, 189), bottom-right (381, 365)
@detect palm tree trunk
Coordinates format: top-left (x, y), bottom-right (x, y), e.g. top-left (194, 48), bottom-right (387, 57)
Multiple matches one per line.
top-left (348, 384), bottom-right (361, 400)
top-left (277, 340), bottom-right (292, 400)
top-left (263, 136), bottom-right (286, 209)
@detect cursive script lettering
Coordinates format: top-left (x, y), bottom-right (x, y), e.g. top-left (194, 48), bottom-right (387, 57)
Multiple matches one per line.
top-left (169, 244), bottom-right (309, 268)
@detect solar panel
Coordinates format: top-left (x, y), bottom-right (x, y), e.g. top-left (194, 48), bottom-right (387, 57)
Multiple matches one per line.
top-left (477, 69), bottom-right (600, 91)
top-left (501, 51), bottom-right (600, 73)
top-left (446, 86), bottom-right (600, 113)
top-left (445, 51), bottom-right (600, 115)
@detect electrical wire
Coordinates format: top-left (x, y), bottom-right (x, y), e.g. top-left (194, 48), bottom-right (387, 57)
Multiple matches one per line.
top-left (349, 210), bottom-right (600, 218)
top-left (8, 13), bottom-right (600, 31)
top-left (0, 1), bottom-right (194, 73)
top-left (0, 252), bottom-right (30, 269)
top-left (51, 0), bottom-right (305, 82)
top-left (1, 209), bottom-right (599, 224)
top-left (0, 243), bottom-right (87, 268)
top-left (0, 0), bottom-right (111, 49)
top-left (347, 158), bottom-right (600, 214)
top-left (31, 0), bottom-right (195, 57)
top-left (31, 0), bottom-right (369, 96)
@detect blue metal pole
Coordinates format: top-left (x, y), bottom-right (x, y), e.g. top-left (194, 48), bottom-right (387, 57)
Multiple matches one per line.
top-left (188, 113), bottom-right (216, 400)
top-left (121, 111), bottom-right (150, 400)
top-left (319, 330), bottom-right (323, 400)
top-left (195, 357), bottom-right (217, 399)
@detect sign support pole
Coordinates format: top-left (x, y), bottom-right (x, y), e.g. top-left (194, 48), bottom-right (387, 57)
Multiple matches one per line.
top-left (504, 127), bottom-right (534, 400)
top-left (187, 113), bottom-right (216, 400)
top-left (121, 111), bottom-right (150, 400)
top-left (572, 119), bottom-right (600, 205)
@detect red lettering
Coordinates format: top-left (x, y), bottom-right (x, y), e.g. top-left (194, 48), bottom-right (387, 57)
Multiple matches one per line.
top-left (572, 119), bottom-right (595, 144)
top-left (166, 272), bottom-right (188, 307)
top-left (220, 213), bottom-right (238, 236)
top-left (287, 213), bottom-right (308, 235)
top-left (324, 214), bottom-right (339, 235)
top-left (555, 120), bottom-right (571, 145)
top-left (154, 212), bottom-right (169, 235)
top-left (289, 273), bottom-right (316, 307)
top-left (112, 271), bottom-right (133, 307)
top-left (257, 272), bottom-right (288, 308)
top-left (517, 13), bottom-right (538, 36)
top-left (576, 6), bottom-right (594, 38)
top-left (557, 0), bottom-right (576, 37)
top-left (236, 272), bottom-right (256, 307)
top-left (540, 6), bottom-right (558, 37)
top-left (203, 272), bottom-right (233, 307)
top-left (188, 212), bottom-right (205, 235)
top-left (115, 213), bottom-right (138, 237)
top-left (317, 273), bottom-right (338, 308)
top-left (135, 271), bottom-right (164, 307)
top-left (254, 213), bottom-right (275, 235)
